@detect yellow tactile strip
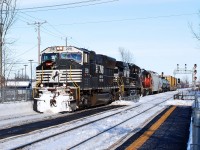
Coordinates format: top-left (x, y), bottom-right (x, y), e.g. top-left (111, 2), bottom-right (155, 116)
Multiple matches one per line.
top-left (126, 106), bottom-right (176, 150)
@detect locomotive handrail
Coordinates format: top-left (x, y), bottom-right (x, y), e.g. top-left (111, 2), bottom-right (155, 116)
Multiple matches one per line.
top-left (69, 65), bottom-right (80, 101)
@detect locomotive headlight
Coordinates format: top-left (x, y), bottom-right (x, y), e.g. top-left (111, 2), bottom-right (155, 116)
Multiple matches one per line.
top-left (40, 84), bottom-right (44, 87)
top-left (56, 46), bottom-right (63, 51)
top-left (63, 83), bottom-right (66, 87)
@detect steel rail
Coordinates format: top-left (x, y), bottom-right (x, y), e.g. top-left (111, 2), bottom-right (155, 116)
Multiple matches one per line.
top-left (12, 96), bottom-right (173, 149)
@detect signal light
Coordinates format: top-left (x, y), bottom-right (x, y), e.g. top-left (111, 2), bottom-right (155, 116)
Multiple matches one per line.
top-left (193, 64), bottom-right (197, 81)
top-left (178, 78), bottom-right (180, 83)
top-left (194, 64), bottom-right (197, 69)
top-left (161, 72), bottom-right (164, 78)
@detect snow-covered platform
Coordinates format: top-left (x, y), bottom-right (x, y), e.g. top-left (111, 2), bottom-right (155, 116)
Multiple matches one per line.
top-left (116, 106), bottom-right (192, 150)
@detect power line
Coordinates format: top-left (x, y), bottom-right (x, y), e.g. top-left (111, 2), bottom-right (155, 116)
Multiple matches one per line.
top-left (17, 0), bottom-right (118, 13)
top-left (4, 45), bottom-right (37, 64)
top-left (14, 45), bottom-right (38, 58)
top-left (46, 22), bottom-right (66, 37)
top-left (13, 12), bottom-right (198, 29)
top-left (12, 12), bottom-right (198, 49)
top-left (17, 0), bottom-right (118, 11)
top-left (49, 12), bottom-right (198, 26)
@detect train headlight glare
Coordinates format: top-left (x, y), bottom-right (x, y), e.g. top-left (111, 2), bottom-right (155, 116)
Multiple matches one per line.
top-left (40, 84), bottom-right (44, 87)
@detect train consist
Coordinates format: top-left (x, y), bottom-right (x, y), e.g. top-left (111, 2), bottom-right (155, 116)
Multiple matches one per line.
top-left (34, 46), bottom-right (178, 113)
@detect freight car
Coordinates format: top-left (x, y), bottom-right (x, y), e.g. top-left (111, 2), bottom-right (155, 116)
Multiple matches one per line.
top-left (140, 69), bottom-right (152, 96)
top-left (140, 70), bottom-right (161, 95)
top-left (34, 46), bottom-right (135, 113)
top-left (149, 71), bottom-right (161, 94)
top-left (164, 75), bottom-right (177, 91)
top-left (160, 78), bottom-right (170, 92)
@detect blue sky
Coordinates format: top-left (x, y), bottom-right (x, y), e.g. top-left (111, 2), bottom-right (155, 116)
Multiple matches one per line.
top-left (7, 0), bottom-right (200, 81)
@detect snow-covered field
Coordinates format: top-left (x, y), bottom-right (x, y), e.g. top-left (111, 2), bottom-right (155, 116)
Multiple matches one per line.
top-left (0, 89), bottom-right (195, 150)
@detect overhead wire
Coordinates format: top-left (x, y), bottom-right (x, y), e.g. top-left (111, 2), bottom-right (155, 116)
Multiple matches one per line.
top-left (13, 0), bottom-right (108, 47)
top-left (11, 2), bottom-right (199, 55)
top-left (47, 12), bottom-right (199, 26)
top-left (5, 0), bottom-right (119, 79)
top-left (17, 0), bottom-right (119, 13)
top-left (17, 0), bottom-right (118, 12)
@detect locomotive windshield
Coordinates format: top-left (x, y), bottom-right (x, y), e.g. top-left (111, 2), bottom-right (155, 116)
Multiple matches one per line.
top-left (60, 52), bottom-right (82, 63)
top-left (42, 53), bottom-right (59, 62)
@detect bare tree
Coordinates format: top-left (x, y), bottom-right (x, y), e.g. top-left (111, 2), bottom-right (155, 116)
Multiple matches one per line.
top-left (189, 11), bottom-right (200, 41)
top-left (0, 0), bottom-right (17, 86)
top-left (118, 47), bottom-right (134, 63)
top-left (180, 75), bottom-right (189, 88)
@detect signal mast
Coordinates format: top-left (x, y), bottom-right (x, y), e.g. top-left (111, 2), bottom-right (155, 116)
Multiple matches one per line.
top-left (173, 64), bottom-right (197, 88)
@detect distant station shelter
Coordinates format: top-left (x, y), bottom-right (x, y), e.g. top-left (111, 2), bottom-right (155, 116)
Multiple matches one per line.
top-left (6, 80), bottom-right (31, 89)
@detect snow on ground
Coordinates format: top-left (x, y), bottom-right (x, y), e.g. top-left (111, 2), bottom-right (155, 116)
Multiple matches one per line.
top-left (166, 99), bottom-right (194, 106)
top-left (0, 101), bottom-right (36, 117)
top-left (0, 101), bottom-right (69, 130)
top-left (0, 89), bottom-right (195, 150)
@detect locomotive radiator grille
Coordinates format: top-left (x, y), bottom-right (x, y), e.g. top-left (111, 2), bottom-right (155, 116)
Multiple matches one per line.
top-left (36, 69), bottom-right (82, 83)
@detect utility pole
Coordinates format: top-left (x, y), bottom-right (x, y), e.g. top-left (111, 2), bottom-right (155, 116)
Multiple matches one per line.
top-left (0, 23), bottom-right (3, 88)
top-left (28, 21), bottom-right (46, 64)
top-left (65, 37), bottom-right (67, 47)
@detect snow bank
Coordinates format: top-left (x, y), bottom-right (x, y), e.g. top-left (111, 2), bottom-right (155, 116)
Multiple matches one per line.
top-left (166, 99), bottom-right (194, 107)
top-left (0, 101), bottom-right (35, 117)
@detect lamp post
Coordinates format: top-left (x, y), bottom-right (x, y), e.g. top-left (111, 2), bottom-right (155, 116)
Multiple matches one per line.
top-left (28, 60), bottom-right (33, 88)
top-left (18, 70), bottom-right (20, 79)
top-left (24, 64), bottom-right (28, 80)
top-left (21, 68), bottom-right (24, 79)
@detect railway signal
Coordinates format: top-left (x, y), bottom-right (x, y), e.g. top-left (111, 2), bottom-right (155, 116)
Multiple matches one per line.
top-left (178, 78), bottom-right (180, 83)
top-left (174, 64), bottom-right (197, 88)
top-left (193, 64), bottom-right (197, 86)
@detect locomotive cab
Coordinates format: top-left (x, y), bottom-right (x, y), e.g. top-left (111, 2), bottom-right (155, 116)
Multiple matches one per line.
top-left (128, 63), bottom-right (142, 95)
top-left (140, 69), bottom-right (152, 96)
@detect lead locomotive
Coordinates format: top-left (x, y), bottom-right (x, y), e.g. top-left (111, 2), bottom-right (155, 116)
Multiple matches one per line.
top-left (34, 46), bottom-right (141, 113)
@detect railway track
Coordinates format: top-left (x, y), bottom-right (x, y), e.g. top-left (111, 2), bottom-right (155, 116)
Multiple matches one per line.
top-left (0, 94), bottom-right (174, 150)
top-left (0, 113), bottom-right (66, 130)
top-left (0, 105), bottom-right (127, 140)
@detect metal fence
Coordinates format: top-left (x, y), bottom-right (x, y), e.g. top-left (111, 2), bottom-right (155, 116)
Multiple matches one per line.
top-left (0, 88), bottom-right (33, 103)
top-left (191, 92), bottom-right (200, 150)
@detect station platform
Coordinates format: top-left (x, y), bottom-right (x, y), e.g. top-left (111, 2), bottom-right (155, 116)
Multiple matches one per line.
top-left (116, 106), bottom-right (192, 150)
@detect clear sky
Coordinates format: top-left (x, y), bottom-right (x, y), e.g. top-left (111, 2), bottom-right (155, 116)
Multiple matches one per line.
top-left (6, 0), bottom-right (200, 81)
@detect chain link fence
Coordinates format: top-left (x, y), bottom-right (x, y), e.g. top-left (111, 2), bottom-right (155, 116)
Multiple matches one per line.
top-left (0, 88), bottom-right (33, 103)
